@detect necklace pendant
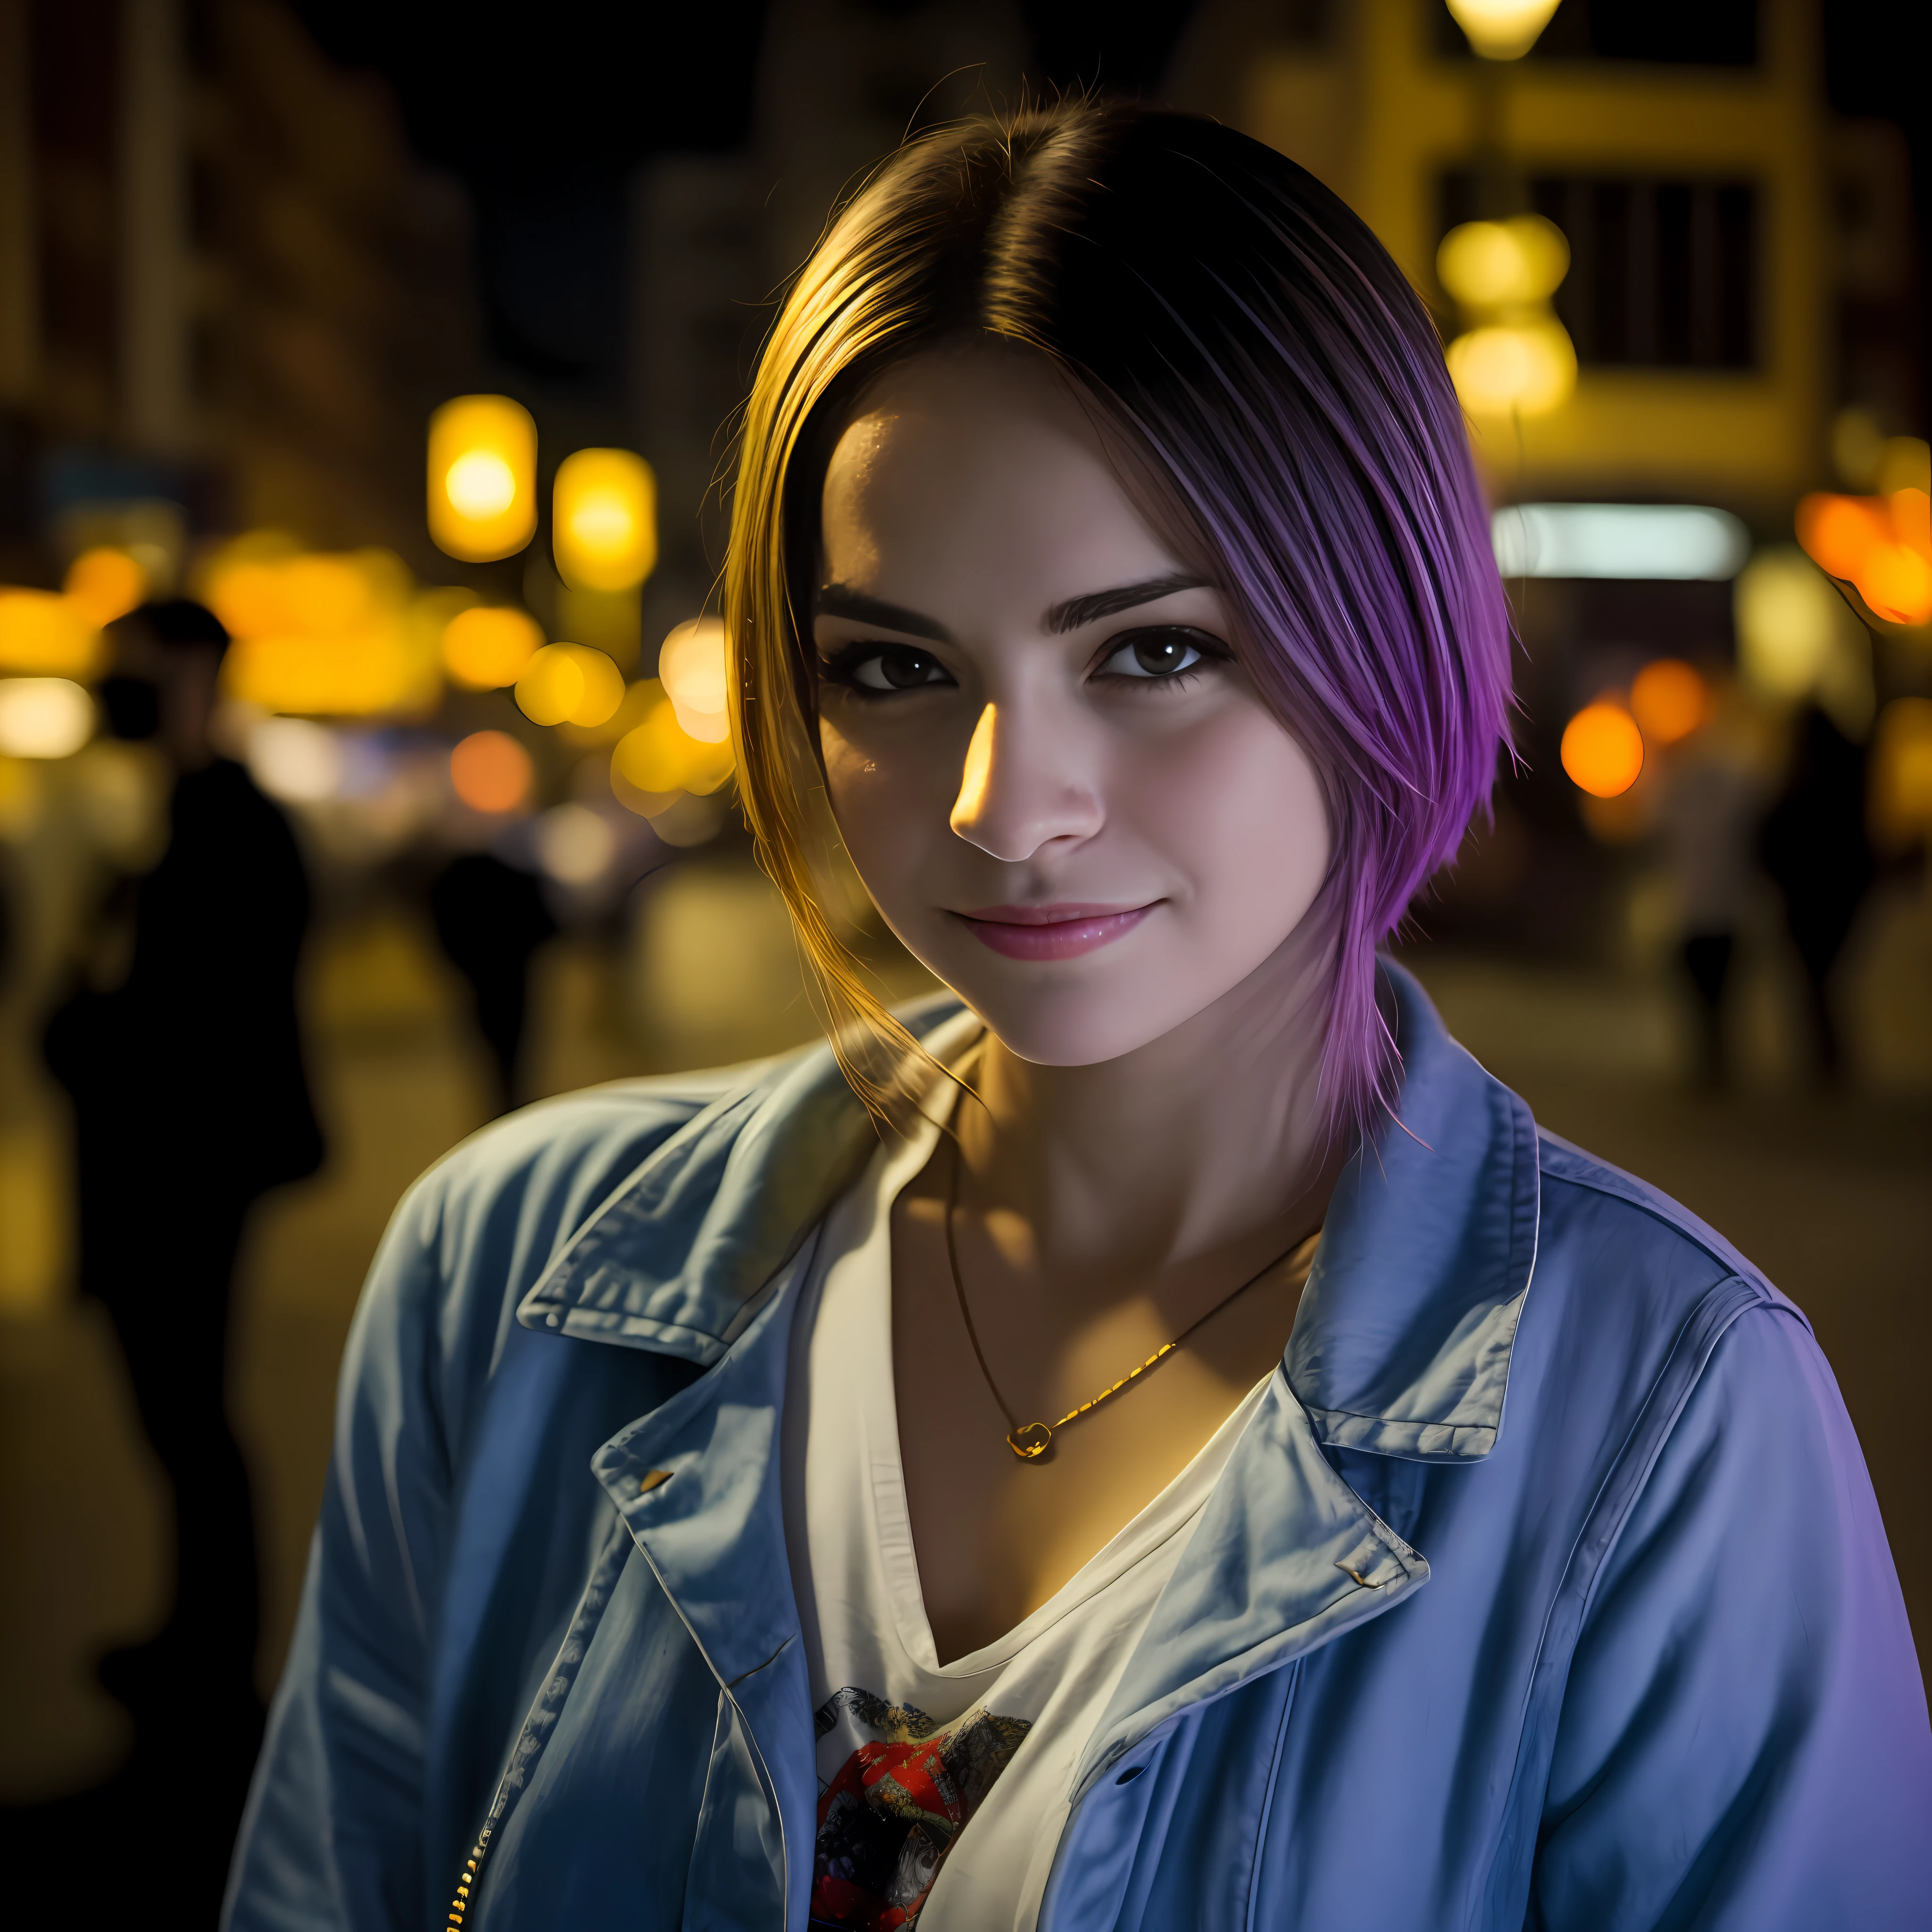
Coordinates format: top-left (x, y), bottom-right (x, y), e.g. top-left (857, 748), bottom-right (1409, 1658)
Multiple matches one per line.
top-left (1007, 1422), bottom-right (1053, 1461)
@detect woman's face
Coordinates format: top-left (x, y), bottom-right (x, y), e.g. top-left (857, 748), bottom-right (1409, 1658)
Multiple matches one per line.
top-left (815, 347), bottom-right (1332, 1067)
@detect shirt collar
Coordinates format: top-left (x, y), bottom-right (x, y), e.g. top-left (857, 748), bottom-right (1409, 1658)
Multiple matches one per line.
top-left (518, 964), bottom-right (1537, 1462)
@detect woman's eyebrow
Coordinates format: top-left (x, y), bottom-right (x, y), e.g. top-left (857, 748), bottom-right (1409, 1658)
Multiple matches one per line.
top-left (1045, 573), bottom-right (1209, 634)
top-left (815, 583), bottom-right (953, 643)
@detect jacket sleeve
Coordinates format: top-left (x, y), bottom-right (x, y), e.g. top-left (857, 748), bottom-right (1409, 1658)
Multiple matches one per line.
top-left (221, 1085), bottom-right (722, 1932)
top-left (1529, 1301), bottom-right (1931, 1930)
top-left (223, 1166), bottom-right (459, 1932)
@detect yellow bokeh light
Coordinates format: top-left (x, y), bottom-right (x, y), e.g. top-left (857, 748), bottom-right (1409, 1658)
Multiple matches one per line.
top-left (1446, 317), bottom-right (1577, 417)
top-left (445, 451), bottom-right (518, 520)
top-left (515, 643), bottom-right (625, 729)
top-left (0, 590), bottom-right (106, 677)
top-left (659, 617), bottom-right (731, 742)
top-left (443, 607), bottom-right (544, 691)
top-left (553, 448), bottom-right (657, 593)
top-left (1560, 702), bottom-right (1644, 799)
top-left (202, 538), bottom-right (438, 716)
top-left (560, 675), bottom-right (656, 748)
top-left (0, 677), bottom-right (94, 759)
top-left (1437, 217), bottom-right (1570, 310)
top-left (429, 395), bottom-right (537, 562)
top-left (1446, 0), bottom-right (1562, 59)
top-left (611, 681), bottom-right (734, 799)
top-left (1734, 547), bottom-right (1862, 704)
top-left (64, 548), bottom-right (148, 626)
top-left (1630, 659), bottom-right (1708, 747)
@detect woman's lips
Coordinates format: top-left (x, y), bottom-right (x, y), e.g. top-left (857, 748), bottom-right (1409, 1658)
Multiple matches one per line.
top-left (952, 902), bottom-right (1156, 961)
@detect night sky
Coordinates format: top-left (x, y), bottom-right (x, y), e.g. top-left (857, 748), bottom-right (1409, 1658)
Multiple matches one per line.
top-left (292, 0), bottom-right (1928, 421)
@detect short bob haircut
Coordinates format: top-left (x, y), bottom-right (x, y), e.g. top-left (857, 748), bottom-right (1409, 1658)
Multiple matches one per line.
top-left (727, 100), bottom-right (1511, 1146)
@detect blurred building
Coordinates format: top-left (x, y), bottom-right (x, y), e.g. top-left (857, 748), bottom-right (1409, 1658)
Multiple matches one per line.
top-left (0, 0), bottom-right (487, 1320)
top-left (0, 0), bottom-right (479, 586)
top-left (1174, 0), bottom-right (1914, 510)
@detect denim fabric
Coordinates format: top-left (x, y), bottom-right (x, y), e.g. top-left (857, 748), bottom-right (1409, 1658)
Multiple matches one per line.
top-left (225, 966), bottom-right (1929, 1932)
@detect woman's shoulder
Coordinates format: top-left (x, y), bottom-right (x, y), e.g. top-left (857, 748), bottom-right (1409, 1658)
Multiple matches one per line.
top-left (352, 1052), bottom-right (803, 1346)
top-left (1509, 1120), bottom-right (1839, 1493)
top-left (1532, 1125), bottom-right (1771, 1286)
top-left (1528, 1122), bottom-right (1800, 1338)
top-left (408, 1053), bottom-right (801, 1260)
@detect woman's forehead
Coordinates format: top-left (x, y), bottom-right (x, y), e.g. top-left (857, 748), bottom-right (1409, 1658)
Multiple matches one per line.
top-left (819, 353), bottom-right (1184, 601)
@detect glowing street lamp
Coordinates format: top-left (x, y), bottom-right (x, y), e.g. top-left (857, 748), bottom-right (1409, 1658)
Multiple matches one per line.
top-left (429, 396), bottom-right (537, 562)
top-left (1438, 216), bottom-right (1577, 419)
top-left (553, 449), bottom-right (657, 592)
top-left (1446, 0), bottom-right (1562, 60)
top-left (1438, 215), bottom-right (1569, 311)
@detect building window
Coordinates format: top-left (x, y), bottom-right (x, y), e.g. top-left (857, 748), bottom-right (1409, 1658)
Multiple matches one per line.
top-left (1440, 173), bottom-right (1758, 372)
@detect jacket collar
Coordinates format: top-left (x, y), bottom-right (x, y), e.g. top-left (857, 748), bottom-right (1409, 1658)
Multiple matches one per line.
top-left (1287, 964), bottom-right (1540, 1461)
top-left (520, 964), bottom-right (1538, 1461)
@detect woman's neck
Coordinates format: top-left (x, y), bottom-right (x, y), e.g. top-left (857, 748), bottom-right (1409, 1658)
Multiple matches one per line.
top-left (951, 933), bottom-right (1346, 1305)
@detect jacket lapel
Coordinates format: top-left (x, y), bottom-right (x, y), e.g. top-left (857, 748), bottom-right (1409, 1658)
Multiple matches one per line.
top-left (1072, 1370), bottom-right (1427, 1799)
top-left (588, 1248), bottom-right (820, 1932)
top-left (1071, 967), bottom-right (1537, 1795)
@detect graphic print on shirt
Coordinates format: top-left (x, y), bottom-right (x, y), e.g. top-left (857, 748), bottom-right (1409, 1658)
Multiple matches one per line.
top-left (811, 1685), bottom-right (1032, 1930)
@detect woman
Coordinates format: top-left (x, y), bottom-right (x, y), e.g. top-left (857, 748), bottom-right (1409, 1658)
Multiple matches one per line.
top-left (227, 104), bottom-right (1926, 1931)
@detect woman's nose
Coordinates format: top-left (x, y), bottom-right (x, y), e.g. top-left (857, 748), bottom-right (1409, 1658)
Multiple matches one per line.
top-left (948, 702), bottom-right (1104, 861)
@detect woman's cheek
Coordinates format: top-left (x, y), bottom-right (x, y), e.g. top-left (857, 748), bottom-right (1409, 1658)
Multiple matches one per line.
top-left (1109, 712), bottom-right (1328, 930)
top-left (822, 727), bottom-right (937, 912)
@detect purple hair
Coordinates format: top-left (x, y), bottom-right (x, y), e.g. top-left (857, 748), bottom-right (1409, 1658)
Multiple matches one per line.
top-left (753, 101), bottom-right (1512, 1144)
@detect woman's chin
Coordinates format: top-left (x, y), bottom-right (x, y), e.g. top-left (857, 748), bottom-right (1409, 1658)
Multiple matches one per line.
top-left (928, 966), bottom-right (1212, 1069)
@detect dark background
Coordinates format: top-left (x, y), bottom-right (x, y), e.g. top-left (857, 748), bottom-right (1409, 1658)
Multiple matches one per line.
top-left (290, 0), bottom-right (1928, 431)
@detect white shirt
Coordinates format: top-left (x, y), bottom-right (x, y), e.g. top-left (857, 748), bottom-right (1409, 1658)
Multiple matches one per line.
top-left (782, 1070), bottom-right (1272, 1932)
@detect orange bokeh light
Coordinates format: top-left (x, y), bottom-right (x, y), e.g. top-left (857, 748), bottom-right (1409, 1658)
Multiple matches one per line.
top-left (450, 730), bottom-right (533, 814)
top-left (1796, 488), bottom-right (1932, 626)
top-left (1629, 659), bottom-right (1708, 746)
top-left (64, 548), bottom-right (148, 626)
top-left (1560, 702), bottom-right (1644, 798)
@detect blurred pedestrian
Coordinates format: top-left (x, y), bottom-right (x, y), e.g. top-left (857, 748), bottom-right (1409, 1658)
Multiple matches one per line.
top-left (1760, 704), bottom-right (1873, 1081)
top-left (42, 601), bottom-right (322, 1790)
top-left (1651, 680), bottom-right (1771, 1088)
top-left (430, 849), bottom-right (557, 1113)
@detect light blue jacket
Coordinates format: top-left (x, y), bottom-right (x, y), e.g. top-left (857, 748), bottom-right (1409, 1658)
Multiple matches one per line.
top-left (225, 966), bottom-right (1928, 1931)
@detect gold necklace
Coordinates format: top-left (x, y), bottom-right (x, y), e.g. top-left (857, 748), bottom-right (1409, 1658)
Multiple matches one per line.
top-left (943, 1135), bottom-right (1313, 1461)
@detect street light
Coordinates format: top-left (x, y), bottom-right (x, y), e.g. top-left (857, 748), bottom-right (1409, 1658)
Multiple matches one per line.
top-left (1446, 0), bottom-right (1561, 60)
top-left (552, 449), bottom-right (657, 592)
top-left (1438, 216), bottom-right (1577, 418)
top-left (428, 395), bottom-right (537, 562)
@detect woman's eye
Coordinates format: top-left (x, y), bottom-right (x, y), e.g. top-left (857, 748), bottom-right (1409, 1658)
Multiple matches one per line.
top-left (1099, 627), bottom-right (1217, 681)
top-left (833, 645), bottom-right (953, 692)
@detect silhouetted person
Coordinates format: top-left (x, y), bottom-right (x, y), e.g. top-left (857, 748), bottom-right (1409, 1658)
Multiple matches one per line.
top-left (1760, 705), bottom-right (1873, 1081)
top-left (431, 850), bottom-right (557, 1113)
top-left (42, 602), bottom-right (321, 1825)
